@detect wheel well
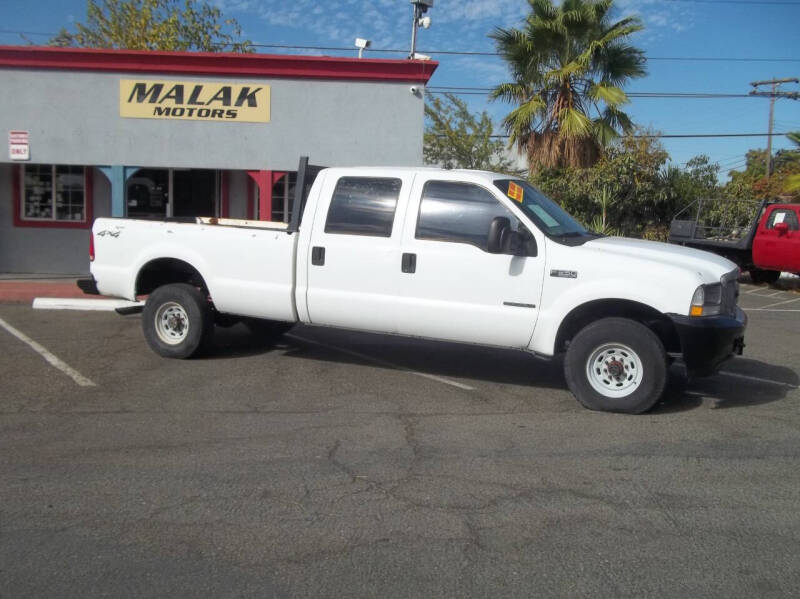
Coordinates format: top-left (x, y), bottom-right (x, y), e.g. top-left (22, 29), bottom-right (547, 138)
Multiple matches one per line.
top-left (554, 299), bottom-right (681, 355)
top-left (135, 258), bottom-right (209, 297)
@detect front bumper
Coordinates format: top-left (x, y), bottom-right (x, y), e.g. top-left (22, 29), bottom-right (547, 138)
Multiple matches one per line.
top-left (668, 307), bottom-right (747, 376)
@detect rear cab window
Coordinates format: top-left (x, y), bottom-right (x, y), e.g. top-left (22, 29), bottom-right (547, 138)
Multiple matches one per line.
top-left (325, 177), bottom-right (402, 237)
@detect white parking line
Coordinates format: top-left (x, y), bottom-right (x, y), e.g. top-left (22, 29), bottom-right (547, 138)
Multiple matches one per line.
top-left (746, 308), bottom-right (800, 312)
top-left (286, 333), bottom-right (475, 391)
top-left (718, 370), bottom-right (798, 388)
top-left (0, 316), bottom-right (96, 387)
top-left (757, 297), bottom-right (800, 310)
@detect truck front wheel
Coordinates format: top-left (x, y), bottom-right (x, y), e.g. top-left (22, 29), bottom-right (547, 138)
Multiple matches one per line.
top-left (564, 318), bottom-right (667, 414)
top-left (142, 283), bottom-right (214, 359)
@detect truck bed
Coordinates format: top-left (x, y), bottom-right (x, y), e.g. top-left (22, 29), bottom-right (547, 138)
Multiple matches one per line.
top-left (669, 198), bottom-right (765, 251)
top-left (92, 217), bottom-right (298, 322)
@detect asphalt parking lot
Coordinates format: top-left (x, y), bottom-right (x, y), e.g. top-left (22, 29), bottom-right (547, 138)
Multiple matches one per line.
top-left (1, 282), bottom-right (799, 598)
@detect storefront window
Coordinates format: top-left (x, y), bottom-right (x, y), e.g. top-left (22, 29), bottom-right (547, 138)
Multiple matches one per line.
top-left (127, 169), bottom-right (169, 218)
top-left (21, 164), bottom-right (86, 222)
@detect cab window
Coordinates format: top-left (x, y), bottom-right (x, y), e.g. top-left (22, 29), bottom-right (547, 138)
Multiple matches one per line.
top-left (325, 177), bottom-right (402, 237)
top-left (416, 181), bottom-right (520, 252)
top-left (766, 209), bottom-right (799, 230)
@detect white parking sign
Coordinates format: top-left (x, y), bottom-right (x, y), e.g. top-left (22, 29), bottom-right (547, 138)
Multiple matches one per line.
top-left (8, 130), bottom-right (29, 161)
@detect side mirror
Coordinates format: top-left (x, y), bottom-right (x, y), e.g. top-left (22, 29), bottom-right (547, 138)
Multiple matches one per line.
top-left (774, 222), bottom-right (790, 235)
top-left (513, 226), bottom-right (538, 257)
top-left (487, 217), bottom-right (511, 254)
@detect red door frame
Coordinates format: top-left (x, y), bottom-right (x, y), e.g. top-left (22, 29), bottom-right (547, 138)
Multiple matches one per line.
top-left (246, 170), bottom-right (287, 221)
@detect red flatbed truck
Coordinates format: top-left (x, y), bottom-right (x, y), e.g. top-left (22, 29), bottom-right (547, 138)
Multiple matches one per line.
top-left (669, 199), bottom-right (800, 284)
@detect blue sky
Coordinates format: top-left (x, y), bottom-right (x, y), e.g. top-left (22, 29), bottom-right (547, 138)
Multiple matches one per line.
top-left (1, 0), bottom-right (799, 177)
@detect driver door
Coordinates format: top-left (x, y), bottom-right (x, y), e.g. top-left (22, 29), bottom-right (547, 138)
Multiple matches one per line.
top-left (393, 177), bottom-right (545, 349)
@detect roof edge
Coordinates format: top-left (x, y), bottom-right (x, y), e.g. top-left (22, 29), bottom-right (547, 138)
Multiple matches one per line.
top-left (0, 45), bottom-right (438, 83)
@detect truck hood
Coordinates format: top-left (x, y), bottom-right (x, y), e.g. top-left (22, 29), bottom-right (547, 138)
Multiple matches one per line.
top-left (582, 236), bottom-right (737, 282)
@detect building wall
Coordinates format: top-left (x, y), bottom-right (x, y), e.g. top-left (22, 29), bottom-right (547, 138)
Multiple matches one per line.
top-left (0, 70), bottom-right (425, 171)
top-left (0, 166), bottom-right (111, 274)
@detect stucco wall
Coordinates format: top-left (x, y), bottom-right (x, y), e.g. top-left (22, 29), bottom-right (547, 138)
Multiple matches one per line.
top-left (0, 69), bottom-right (425, 171)
top-left (0, 166), bottom-right (111, 274)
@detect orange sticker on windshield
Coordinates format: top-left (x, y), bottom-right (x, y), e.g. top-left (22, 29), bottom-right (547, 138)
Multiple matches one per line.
top-left (507, 181), bottom-right (524, 203)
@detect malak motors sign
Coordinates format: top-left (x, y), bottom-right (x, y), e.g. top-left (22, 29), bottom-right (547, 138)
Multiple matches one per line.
top-left (119, 79), bottom-right (270, 123)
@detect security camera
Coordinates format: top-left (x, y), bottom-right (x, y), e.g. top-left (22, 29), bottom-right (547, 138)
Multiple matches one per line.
top-left (410, 85), bottom-right (421, 96)
top-left (418, 16), bottom-right (432, 29)
top-left (355, 38), bottom-right (372, 58)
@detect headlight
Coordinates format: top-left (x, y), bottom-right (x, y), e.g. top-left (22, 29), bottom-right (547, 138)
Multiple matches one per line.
top-left (690, 283), bottom-right (723, 316)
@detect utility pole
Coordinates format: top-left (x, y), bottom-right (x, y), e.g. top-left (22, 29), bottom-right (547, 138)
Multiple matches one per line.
top-left (749, 77), bottom-right (799, 180)
top-left (409, 1), bottom-right (433, 59)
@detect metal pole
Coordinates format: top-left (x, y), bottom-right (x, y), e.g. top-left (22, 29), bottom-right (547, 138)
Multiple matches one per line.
top-left (409, 4), bottom-right (419, 59)
top-left (749, 77), bottom-right (799, 181)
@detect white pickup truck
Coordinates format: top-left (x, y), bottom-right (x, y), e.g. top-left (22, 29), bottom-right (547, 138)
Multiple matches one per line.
top-left (88, 158), bottom-right (746, 413)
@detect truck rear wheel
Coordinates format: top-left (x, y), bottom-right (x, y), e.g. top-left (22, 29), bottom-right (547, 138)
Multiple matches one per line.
top-left (564, 317), bottom-right (667, 414)
top-left (749, 268), bottom-right (780, 285)
top-left (142, 283), bottom-right (213, 359)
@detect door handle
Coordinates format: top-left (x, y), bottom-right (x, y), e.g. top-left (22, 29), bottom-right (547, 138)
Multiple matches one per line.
top-left (311, 246), bottom-right (325, 266)
top-left (401, 252), bottom-right (416, 273)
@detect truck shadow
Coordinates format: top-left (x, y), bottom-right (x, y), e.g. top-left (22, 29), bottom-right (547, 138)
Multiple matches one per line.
top-left (654, 359), bottom-right (799, 413)
top-left (208, 324), bottom-right (798, 413)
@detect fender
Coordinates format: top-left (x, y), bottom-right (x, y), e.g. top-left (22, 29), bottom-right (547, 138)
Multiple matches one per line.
top-left (529, 275), bottom-right (693, 356)
top-left (130, 244), bottom-right (213, 300)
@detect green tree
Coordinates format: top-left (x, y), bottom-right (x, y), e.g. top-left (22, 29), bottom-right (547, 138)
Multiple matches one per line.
top-left (532, 133), bottom-right (720, 239)
top-left (490, 0), bottom-right (646, 170)
top-left (424, 93), bottom-right (521, 173)
top-left (784, 132), bottom-right (800, 193)
top-left (724, 144), bottom-right (800, 201)
top-left (51, 0), bottom-right (253, 52)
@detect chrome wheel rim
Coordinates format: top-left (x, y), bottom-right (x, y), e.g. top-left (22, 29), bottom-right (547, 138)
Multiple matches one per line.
top-left (155, 302), bottom-right (189, 345)
top-left (585, 343), bottom-right (644, 398)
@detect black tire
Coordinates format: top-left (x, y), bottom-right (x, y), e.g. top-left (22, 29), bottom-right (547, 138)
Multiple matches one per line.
top-left (749, 268), bottom-right (781, 285)
top-left (142, 283), bottom-right (214, 359)
top-left (243, 318), bottom-right (294, 338)
top-left (564, 317), bottom-right (667, 414)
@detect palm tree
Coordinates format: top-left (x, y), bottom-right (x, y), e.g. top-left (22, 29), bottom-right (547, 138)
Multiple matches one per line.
top-left (490, 0), bottom-right (646, 169)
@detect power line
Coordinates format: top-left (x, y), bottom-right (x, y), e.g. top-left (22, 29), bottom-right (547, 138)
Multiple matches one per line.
top-left (0, 32), bottom-right (798, 63)
top-left (662, 0), bottom-right (799, 4)
top-left (485, 132), bottom-right (789, 139)
top-left (427, 88), bottom-right (757, 98)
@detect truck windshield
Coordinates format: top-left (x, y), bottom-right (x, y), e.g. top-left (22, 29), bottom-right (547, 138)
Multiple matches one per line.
top-left (493, 179), bottom-right (589, 238)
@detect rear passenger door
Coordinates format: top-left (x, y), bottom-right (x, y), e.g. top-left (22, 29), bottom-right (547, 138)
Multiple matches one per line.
top-left (305, 171), bottom-right (413, 333)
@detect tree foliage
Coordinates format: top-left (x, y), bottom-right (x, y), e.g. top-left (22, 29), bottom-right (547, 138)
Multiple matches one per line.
top-left (723, 141), bottom-right (800, 202)
top-left (424, 93), bottom-right (522, 173)
top-left (783, 131), bottom-right (800, 194)
top-left (51, 0), bottom-right (253, 53)
top-left (490, 0), bottom-right (646, 170)
top-left (532, 133), bottom-right (720, 239)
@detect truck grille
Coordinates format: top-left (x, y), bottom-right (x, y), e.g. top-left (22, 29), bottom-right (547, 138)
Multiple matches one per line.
top-left (721, 269), bottom-right (739, 316)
